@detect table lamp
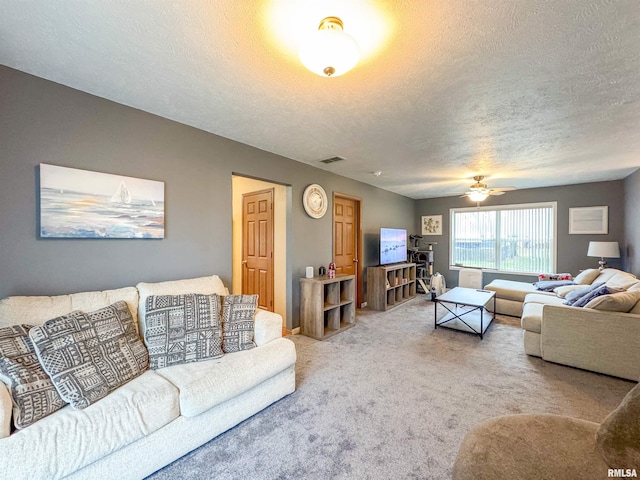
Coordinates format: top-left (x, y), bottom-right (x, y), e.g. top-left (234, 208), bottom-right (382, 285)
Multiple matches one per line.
top-left (587, 241), bottom-right (620, 271)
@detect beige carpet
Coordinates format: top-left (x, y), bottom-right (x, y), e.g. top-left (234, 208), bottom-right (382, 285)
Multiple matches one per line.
top-left (148, 295), bottom-right (635, 479)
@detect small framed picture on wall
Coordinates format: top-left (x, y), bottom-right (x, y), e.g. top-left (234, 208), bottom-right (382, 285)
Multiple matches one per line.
top-left (421, 215), bottom-right (442, 235)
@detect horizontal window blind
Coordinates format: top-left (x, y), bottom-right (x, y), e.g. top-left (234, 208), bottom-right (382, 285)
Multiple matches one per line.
top-left (450, 203), bottom-right (556, 274)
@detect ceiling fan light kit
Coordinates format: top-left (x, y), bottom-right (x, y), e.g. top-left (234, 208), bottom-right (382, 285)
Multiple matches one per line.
top-left (299, 16), bottom-right (360, 77)
top-left (462, 175), bottom-right (514, 203)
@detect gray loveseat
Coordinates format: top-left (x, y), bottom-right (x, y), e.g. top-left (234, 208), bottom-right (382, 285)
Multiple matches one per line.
top-left (485, 268), bottom-right (640, 380)
top-left (0, 275), bottom-right (297, 480)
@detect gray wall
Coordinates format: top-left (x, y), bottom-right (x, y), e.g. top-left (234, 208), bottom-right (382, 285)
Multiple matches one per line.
top-left (625, 169), bottom-right (640, 274)
top-left (415, 181), bottom-right (626, 288)
top-left (0, 66), bottom-right (415, 328)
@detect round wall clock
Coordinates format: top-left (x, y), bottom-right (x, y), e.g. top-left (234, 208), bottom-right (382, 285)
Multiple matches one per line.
top-left (302, 184), bottom-right (328, 219)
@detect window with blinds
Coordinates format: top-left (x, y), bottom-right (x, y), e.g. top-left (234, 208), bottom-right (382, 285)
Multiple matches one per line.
top-left (450, 202), bottom-right (557, 274)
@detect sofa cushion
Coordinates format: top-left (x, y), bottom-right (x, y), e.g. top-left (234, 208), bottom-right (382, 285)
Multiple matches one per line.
top-left (0, 287), bottom-right (139, 331)
top-left (521, 303), bottom-right (544, 333)
top-left (0, 370), bottom-right (179, 480)
top-left (137, 275), bottom-right (227, 333)
top-left (592, 268), bottom-right (636, 286)
top-left (0, 325), bottom-right (66, 429)
top-left (524, 294), bottom-right (567, 306)
top-left (29, 302), bottom-right (149, 409)
top-left (144, 294), bottom-right (224, 369)
top-left (604, 272), bottom-right (640, 290)
top-left (156, 337), bottom-right (296, 417)
top-left (597, 382), bottom-right (640, 469)
top-left (221, 294), bottom-right (258, 353)
top-left (573, 268), bottom-right (601, 285)
top-left (484, 280), bottom-right (551, 303)
top-left (584, 290), bottom-right (640, 312)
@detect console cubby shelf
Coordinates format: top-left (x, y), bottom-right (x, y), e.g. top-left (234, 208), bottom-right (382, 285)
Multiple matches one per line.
top-left (367, 263), bottom-right (417, 311)
top-left (300, 274), bottom-right (356, 340)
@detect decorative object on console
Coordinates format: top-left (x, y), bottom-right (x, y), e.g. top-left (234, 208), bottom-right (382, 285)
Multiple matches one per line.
top-left (39, 163), bottom-right (165, 239)
top-left (587, 241), bottom-right (620, 270)
top-left (327, 262), bottom-right (336, 279)
top-left (305, 266), bottom-right (314, 278)
top-left (569, 206), bottom-right (608, 234)
top-left (0, 325), bottom-right (66, 429)
top-left (29, 301), bottom-right (149, 409)
top-left (144, 294), bottom-right (224, 369)
top-left (221, 295), bottom-right (258, 353)
top-left (319, 266), bottom-right (326, 276)
top-left (302, 184), bottom-right (328, 218)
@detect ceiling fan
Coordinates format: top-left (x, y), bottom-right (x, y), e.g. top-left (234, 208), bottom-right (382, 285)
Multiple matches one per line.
top-left (461, 176), bottom-right (516, 202)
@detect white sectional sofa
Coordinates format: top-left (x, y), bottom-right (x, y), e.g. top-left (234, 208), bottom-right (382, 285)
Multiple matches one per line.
top-left (485, 269), bottom-right (640, 380)
top-left (0, 275), bottom-right (297, 480)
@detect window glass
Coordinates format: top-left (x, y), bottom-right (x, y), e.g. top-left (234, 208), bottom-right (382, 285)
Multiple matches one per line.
top-left (450, 203), bottom-right (556, 274)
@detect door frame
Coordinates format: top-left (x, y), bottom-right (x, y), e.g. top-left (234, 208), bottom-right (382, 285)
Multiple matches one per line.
top-left (333, 192), bottom-right (363, 307)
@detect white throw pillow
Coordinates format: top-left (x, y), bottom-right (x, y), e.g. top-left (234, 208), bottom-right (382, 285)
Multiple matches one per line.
top-left (554, 284), bottom-right (586, 298)
top-left (573, 269), bottom-right (601, 285)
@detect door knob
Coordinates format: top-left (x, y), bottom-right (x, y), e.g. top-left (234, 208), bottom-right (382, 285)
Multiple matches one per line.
top-left (242, 260), bottom-right (247, 264)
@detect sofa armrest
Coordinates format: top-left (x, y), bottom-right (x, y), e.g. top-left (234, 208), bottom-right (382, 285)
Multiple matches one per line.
top-left (541, 304), bottom-right (640, 381)
top-left (254, 309), bottom-right (283, 347)
top-left (0, 381), bottom-right (12, 439)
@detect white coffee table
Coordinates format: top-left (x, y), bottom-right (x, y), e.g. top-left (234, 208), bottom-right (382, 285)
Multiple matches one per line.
top-left (434, 287), bottom-right (496, 339)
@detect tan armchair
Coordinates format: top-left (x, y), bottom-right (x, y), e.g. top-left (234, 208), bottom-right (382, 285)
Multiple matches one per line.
top-left (452, 382), bottom-right (640, 480)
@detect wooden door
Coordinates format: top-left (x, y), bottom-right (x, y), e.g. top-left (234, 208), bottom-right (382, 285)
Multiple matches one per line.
top-left (242, 189), bottom-right (274, 311)
top-left (333, 194), bottom-right (362, 305)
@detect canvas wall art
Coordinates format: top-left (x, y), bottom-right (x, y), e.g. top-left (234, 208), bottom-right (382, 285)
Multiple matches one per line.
top-left (569, 206), bottom-right (608, 234)
top-left (421, 215), bottom-right (442, 235)
top-left (39, 164), bottom-right (165, 239)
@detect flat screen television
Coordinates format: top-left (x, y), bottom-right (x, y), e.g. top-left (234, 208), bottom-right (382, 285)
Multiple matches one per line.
top-left (380, 228), bottom-right (408, 265)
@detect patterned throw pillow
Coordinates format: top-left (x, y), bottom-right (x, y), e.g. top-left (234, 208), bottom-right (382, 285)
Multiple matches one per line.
top-left (0, 325), bottom-right (66, 429)
top-left (144, 294), bottom-right (224, 369)
top-left (29, 301), bottom-right (149, 410)
top-left (221, 295), bottom-right (258, 353)
top-left (537, 273), bottom-right (572, 281)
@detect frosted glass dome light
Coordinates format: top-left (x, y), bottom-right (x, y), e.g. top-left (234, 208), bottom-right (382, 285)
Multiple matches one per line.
top-left (299, 17), bottom-right (360, 77)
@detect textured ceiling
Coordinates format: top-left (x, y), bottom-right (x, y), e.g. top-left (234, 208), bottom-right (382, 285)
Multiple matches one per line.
top-left (1, 0), bottom-right (639, 198)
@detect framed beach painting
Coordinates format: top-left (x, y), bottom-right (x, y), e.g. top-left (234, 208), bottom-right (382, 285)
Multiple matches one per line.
top-left (39, 164), bottom-right (165, 239)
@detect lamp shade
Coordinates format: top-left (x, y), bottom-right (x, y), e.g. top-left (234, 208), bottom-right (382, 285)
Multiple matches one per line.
top-left (299, 17), bottom-right (360, 77)
top-left (587, 241), bottom-right (620, 258)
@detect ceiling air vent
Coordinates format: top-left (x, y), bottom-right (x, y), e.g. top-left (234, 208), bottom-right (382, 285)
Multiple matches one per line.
top-left (320, 156), bottom-right (346, 164)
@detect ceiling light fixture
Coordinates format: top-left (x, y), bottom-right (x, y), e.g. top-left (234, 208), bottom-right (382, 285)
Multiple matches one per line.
top-left (467, 190), bottom-right (489, 202)
top-left (299, 16), bottom-right (360, 77)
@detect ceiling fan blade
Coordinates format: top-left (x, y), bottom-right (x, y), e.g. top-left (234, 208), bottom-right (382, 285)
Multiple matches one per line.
top-left (491, 186), bottom-right (517, 192)
top-left (489, 191), bottom-right (506, 196)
